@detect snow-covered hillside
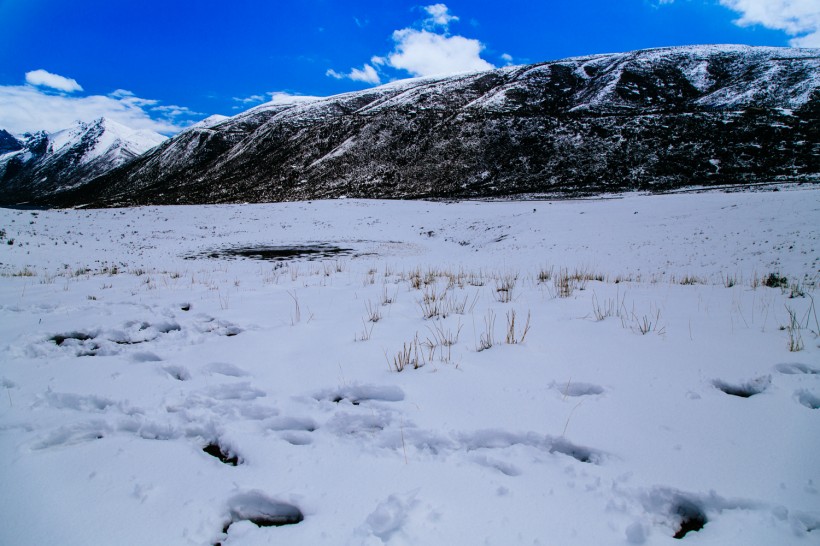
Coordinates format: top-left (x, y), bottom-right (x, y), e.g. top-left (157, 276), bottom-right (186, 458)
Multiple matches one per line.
top-left (0, 186), bottom-right (818, 544)
top-left (0, 118), bottom-right (166, 205)
top-left (46, 44), bottom-right (819, 208)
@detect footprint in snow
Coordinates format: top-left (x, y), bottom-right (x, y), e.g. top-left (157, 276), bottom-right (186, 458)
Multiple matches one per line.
top-left (265, 416), bottom-right (318, 446)
top-left (774, 363), bottom-right (819, 375)
top-left (315, 384), bottom-right (405, 406)
top-left (194, 315), bottom-right (242, 336)
top-left (712, 375), bottom-right (770, 398)
top-left (552, 380), bottom-right (605, 397)
top-left (217, 491), bottom-right (303, 542)
top-left (203, 439), bottom-right (241, 466)
top-left (32, 420), bottom-right (110, 450)
top-left (205, 361), bottom-right (249, 377)
top-left (162, 364), bottom-right (191, 381)
top-left (795, 390), bottom-right (820, 410)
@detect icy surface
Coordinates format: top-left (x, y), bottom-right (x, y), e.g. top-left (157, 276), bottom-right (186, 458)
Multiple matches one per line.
top-left (0, 187), bottom-right (818, 544)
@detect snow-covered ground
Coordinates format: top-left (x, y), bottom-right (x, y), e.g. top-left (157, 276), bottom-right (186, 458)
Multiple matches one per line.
top-left (1, 187), bottom-right (818, 545)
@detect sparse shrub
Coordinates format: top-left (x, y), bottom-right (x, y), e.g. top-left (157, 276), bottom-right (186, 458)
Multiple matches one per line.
top-left (381, 284), bottom-right (397, 306)
top-left (477, 310), bottom-right (496, 352)
top-left (554, 269), bottom-right (574, 298)
top-left (355, 319), bottom-right (374, 342)
top-left (678, 274), bottom-right (703, 286)
top-left (591, 292), bottom-right (623, 321)
top-left (628, 308), bottom-right (665, 336)
top-left (11, 267), bottom-right (35, 277)
top-left (784, 305), bottom-right (804, 352)
top-left (423, 320), bottom-right (462, 362)
top-left (418, 285), bottom-right (444, 319)
top-left (388, 335), bottom-right (424, 372)
top-left (409, 268), bottom-right (422, 290)
top-left (505, 310), bottom-right (531, 344)
top-left (365, 300), bottom-right (382, 323)
top-left (537, 266), bottom-right (554, 283)
top-left (419, 286), bottom-right (468, 319)
top-left (764, 272), bottom-right (788, 289)
top-left (287, 291), bottom-right (301, 325)
top-left (495, 273), bottom-right (517, 303)
top-left (789, 282), bottom-right (805, 299)
top-left (722, 273), bottom-right (737, 288)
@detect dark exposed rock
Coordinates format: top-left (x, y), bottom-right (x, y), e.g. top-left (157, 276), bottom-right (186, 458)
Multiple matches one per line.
top-left (0, 129), bottom-right (22, 155)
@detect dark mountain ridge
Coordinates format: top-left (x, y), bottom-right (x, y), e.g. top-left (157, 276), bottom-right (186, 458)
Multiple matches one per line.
top-left (6, 45), bottom-right (820, 207)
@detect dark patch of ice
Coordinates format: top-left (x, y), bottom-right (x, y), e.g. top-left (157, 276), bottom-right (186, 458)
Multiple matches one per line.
top-left (189, 244), bottom-right (353, 262)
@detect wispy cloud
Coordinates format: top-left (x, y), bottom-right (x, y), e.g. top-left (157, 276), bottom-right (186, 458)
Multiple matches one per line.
top-left (326, 3), bottom-right (494, 84)
top-left (0, 72), bottom-right (200, 135)
top-left (232, 94), bottom-right (267, 105)
top-left (24, 69), bottom-right (83, 93)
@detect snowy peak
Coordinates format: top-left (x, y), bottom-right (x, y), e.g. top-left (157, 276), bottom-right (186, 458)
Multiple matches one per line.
top-left (0, 118), bottom-right (167, 204)
top-left (48, 117), bottom-right (166, 162)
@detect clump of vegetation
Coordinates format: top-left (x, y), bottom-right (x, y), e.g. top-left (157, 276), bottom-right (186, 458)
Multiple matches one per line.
top-left (388, 335), bottom-right (424, 372)
top-left (784, 305), bottom-right (804, 352)
top-left (477, 310), bottom-right (496, 352)
top-left (763, 272), bottom-right (789, 289)
top-left (505, 310), bottom-right (531, 344)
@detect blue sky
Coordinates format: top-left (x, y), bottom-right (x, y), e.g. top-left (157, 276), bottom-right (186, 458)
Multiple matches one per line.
top-left (0, 1), bottom-right (818, 135)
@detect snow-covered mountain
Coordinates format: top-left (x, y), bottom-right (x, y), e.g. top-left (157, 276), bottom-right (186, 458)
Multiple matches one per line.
top-left (0, 118), bottom-right (166, 205)
top-left (10, 45), bottom-right (820, 207)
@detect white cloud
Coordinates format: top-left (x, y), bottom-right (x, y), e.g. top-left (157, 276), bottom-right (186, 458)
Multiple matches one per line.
top-left (423, 4), bottom-right (459, 28)
top-left (501, 53), bottom-right (514, 64)
top-left (388, 29), bottom-right (494, 77)
top-left (326, 4), bottom-right (494, 83)
top-left (0, 83), bottom-right (194, 135)
top-left (326, 63), bottom-right (381, 84)
top-left (719, 0), bottom-right (820, 46)
top-left (24, 69), bottom-right (83, 93)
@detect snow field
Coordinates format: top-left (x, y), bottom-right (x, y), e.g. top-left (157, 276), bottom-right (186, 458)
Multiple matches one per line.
top-left (0, 188), bottom-right (818, 545)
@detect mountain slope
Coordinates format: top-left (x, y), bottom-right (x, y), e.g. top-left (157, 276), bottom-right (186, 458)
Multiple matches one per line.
top-left (32, 45), bottom-right (820, 206)
top-left (0, 118), bottom-right (166, 205)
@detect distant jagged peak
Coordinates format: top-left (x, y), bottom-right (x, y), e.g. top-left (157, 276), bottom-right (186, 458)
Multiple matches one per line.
top-left (42, 117), bottom-right (166, 159)
top-left (181, 114), bottom-right (230, 133)
top-left (0, 129), bottom-right (23, 154)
